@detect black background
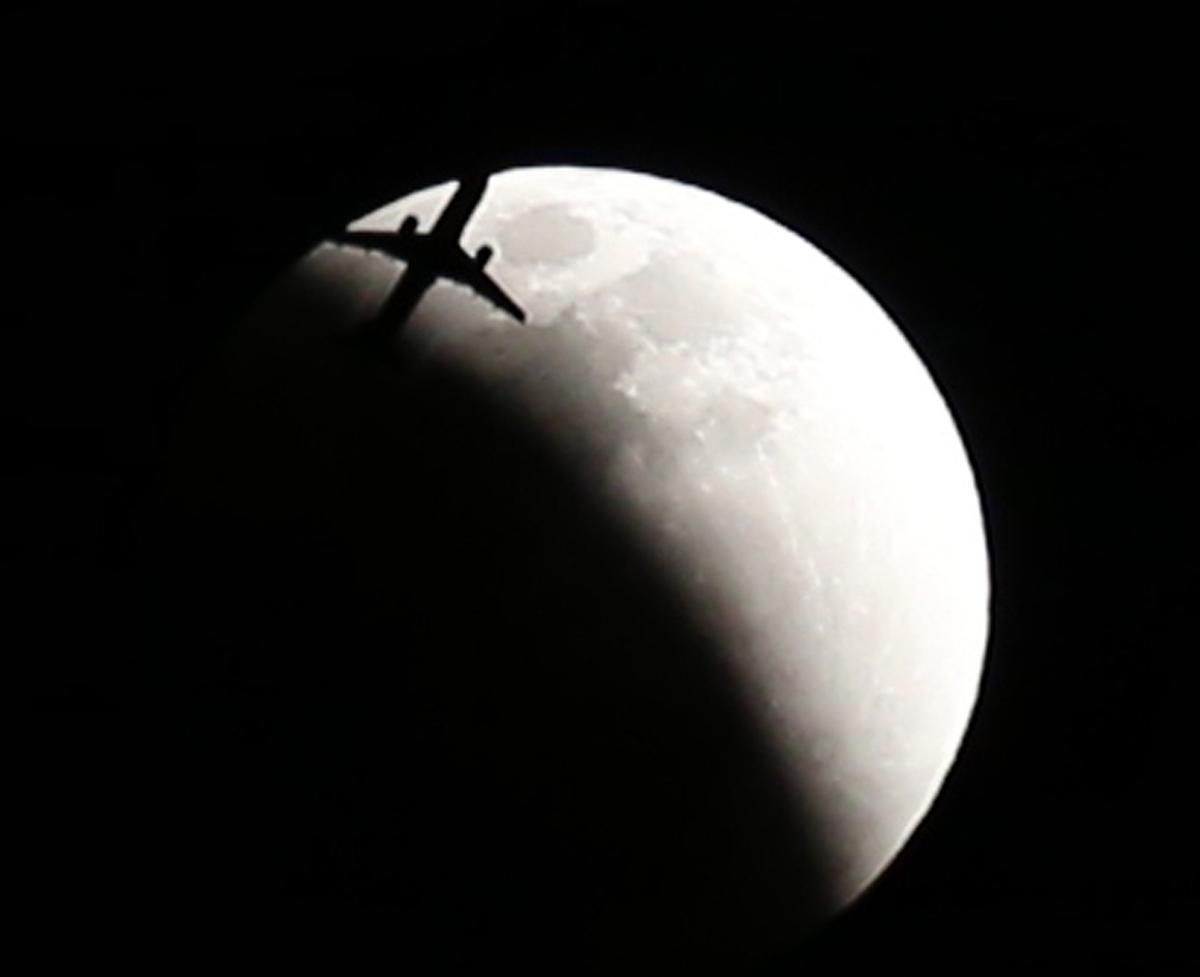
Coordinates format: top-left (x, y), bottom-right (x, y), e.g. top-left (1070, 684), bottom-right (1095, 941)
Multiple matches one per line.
top-left (10, 5), bottom-right (1191, 972)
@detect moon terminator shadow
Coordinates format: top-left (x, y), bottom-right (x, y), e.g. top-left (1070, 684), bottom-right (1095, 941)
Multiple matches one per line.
top-left (138, 293), bottom-right (842, 975)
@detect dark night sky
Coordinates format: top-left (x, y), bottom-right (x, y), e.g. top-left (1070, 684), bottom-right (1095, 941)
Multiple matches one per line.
top-left (10, 6), bottom-right (1191, 972)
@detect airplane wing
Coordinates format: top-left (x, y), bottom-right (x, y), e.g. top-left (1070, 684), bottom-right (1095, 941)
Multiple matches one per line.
top-left (335, 229), bottom-right (417, 261)
top-left (429, 173), bottom-right (489, 243)
top-left (445, 264), bottom-right (527, 322)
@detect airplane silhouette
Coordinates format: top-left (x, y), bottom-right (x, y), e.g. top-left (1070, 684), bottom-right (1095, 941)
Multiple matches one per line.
top-left (334, 172), bottom-right (526, 348)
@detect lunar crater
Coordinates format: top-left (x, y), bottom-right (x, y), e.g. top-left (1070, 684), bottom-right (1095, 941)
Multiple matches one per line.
top-left (214, 165), bottom-right (990, 970)
top-left (498, 203), bottom-right (596, 266)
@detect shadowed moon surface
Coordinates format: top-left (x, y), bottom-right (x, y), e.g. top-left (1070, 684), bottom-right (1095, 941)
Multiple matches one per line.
top-left (147, 167), bottom-right (989, 974)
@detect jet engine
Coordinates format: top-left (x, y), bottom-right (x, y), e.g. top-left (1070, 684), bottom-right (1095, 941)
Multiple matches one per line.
top-left (474, 245), bottom-right (493, 269)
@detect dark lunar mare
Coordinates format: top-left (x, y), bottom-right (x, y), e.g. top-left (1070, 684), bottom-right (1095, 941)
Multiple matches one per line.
top-left (115, 285), bottom-right (839, 974)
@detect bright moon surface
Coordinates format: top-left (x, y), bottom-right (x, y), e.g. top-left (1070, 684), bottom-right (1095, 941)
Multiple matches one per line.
top-left (253, 166), bottom-right (990, 934)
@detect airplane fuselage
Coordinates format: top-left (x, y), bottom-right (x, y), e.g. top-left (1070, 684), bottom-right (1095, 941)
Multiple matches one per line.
top-left (334, 172), bottom-right (525, 335)
top-left (399, 231), bottom-right (491, 275)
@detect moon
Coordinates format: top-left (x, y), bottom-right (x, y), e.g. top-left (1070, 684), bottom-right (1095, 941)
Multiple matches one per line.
top-left (169, 167), bottom-right (989, 971)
